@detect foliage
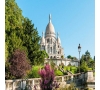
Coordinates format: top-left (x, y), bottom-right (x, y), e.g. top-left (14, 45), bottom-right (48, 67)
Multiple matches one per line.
top-left (61, 66), bottom-right (78, 74)
top-left (22, 18), bottom-right (41, 65)
top-left (28, 66), bottom-right (42, 78)
top-left (7, 49), bottom-right (31, 79)
top-left (80, 50), bottom-right (95, 72)
top-left (35, 50), bottom-right (48, 65)
top-left (70, 66), bottom-right (77, 74)
top-left (55, 70), bottom-right (64, 76)
top-left (80, 61), bottom-right (88, 72)
top-left (5, 0), bottom-right (45, 64)
top-left (5, 0), bottom-right (25, 60)
top-left (38, 64), bottom-right (56, 90)
top-left (5, 0), bottom-right (47, 75)
top-left (67, 55), bottom-right (72, 59)
top-left (67, 55), bottom-right (78, 60)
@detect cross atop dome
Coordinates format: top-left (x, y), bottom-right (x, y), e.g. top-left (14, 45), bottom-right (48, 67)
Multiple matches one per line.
top-left (49, 14), bottom-right (51, 23)
top-left (42, 31), bottom-right (44, 37)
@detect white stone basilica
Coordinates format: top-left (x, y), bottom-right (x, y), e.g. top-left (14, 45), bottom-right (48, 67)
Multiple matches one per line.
top-left (40, 14), bottom-right (79, 66)
top-left (40, 14), bottom-right (64, 59)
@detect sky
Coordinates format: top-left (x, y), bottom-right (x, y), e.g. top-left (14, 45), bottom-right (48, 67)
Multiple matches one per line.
top-left (15, 0), bottom-right (95, 59)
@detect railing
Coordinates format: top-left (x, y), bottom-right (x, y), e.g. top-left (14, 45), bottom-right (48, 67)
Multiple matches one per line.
top-left (5, 72), bottom-right (95, 90)
top-left (5, 74), bottom-right (82, 90)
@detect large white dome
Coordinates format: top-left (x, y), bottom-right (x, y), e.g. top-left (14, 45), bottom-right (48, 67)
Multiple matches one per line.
top-left (45, 14), bottom-right (56, 37)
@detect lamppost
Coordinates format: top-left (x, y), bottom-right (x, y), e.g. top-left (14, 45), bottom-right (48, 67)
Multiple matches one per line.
top-left (78, 44), bottom-right (81, 73)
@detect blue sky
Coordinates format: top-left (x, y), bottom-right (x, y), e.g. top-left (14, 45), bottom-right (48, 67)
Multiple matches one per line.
top-left (16, 0), bottom-right (95, 59)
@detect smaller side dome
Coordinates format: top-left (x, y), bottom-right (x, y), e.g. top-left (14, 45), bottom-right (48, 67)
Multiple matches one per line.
top-left (40, 32), bottom-right (45, 44)
top-left (57, 32), bottom-right (61, 44)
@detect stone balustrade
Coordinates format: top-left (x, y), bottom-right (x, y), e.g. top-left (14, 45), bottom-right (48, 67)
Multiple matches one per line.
top-left (5, 71), bottom-right (95, 90)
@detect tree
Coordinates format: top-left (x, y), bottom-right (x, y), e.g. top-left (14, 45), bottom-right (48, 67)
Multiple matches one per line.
top-left (22, 18), bottom-right (43, 65)
top-left (36, 50), bottom-right (48, 65)
top-left (8, 49), bottom-right (31, 79)
top-left (80, 60), bottom-right (88, 72)
top-left (5, 0), bottom-right (43, 65)
top-left (5, 0), bottom-right (26, 60)
top-left (67, 55), bottom-right (72, 59)
top-left (80, 50), bottom-right (95, 71)
top-left (84, 50), bottom-right (91, 62)
top-left (94, 56), bottom-right (95, 61)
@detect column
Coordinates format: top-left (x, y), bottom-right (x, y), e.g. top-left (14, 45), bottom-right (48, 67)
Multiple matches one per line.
top-left (12, 81), bottom-right (15, 90)
top-left (32, 79), bottom-right (34, 89)
top-left (7, 83), bottom-right (9, 90)
top-left (62, 76), bottom-right (64, 82)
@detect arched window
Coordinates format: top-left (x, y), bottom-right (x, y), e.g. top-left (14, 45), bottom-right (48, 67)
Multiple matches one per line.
top-left (51, 39), bottom-right (52, 44)
top-left (50, 47), bottom-right (52, 54)
top-left (58, 45), bottom-right (59, 48)
top-left (50, 56), bottom-right (52, 59)
top-left (58, 51), bottom-right (59, 54)
top-left (47, 39), bottom-right (49, 43)
top-left (48, 45), bottom-right (49, 53)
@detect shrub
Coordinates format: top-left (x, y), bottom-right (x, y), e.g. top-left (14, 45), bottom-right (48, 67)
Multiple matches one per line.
top-left (9, 49), bottom-right (31, 79)
top-left (70, 66), bottom-right (77, 74)
top-left (55, 70), bottom-right (64, 76)
top-left (66, 66), bottom-right (71, 71)
top-left (88, 68), bottom-right (92, 71)
top-left (63, 66), bottom-right (66, 71)
top-left (39, 64), bottom-right (56, 90)
top-left (28, 66), bottom-right (42, 78)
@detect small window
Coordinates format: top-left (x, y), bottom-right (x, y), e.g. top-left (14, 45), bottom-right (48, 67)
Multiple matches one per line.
top-left (58, 52), bottom-right (59, 54)
top-left (58, 45), bottom-right (59, 48)
top-left (51, 39), bottom-right (52, 44)
top-left (47, 39), bottom-right (49, 43)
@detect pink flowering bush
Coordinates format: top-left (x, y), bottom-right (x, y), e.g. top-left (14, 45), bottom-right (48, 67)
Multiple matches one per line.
top-left (39, 64), bottom-right (59, 90)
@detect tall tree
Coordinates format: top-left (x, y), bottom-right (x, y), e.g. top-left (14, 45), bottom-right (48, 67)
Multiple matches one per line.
top-left (22, 18), bottom-right (41, 65)
top-left (5, 0), bottom-right (48, 66)
top-left (80, 50), bottom-right (95, 70)
top-left (5, 0), bottom-right (26, 60)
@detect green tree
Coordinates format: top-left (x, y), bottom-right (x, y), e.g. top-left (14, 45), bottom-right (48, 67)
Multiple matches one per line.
top-left (80, 60), bottom-right (88, 72)
top-left (22, 18), bottom-right (44, 65)
top-left (67, 55), bottom-right (72, 59)
top-left (5, 0), bottom-right (26, 60)
top-left (36, 50), bottom-right (48, 65)
top-left (80, 50), bottom-right (95, 70)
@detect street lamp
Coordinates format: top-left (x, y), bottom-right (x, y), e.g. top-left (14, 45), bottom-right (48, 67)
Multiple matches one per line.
top-left (78, 44), bottom-right (81, 73)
